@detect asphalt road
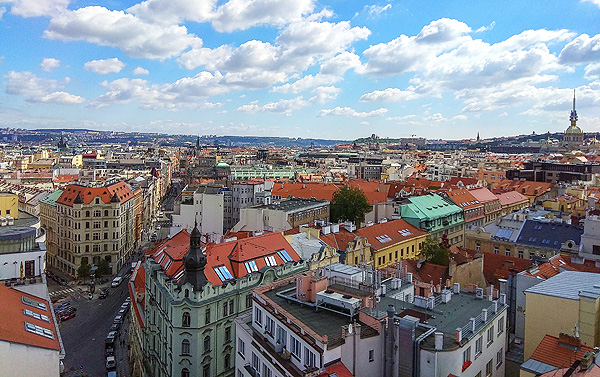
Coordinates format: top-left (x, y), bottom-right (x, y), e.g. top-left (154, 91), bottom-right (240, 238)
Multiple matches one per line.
top-left (56, 274), bottom-right (132, 377)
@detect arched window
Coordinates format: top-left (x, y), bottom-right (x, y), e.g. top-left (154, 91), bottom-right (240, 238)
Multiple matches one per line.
top-left (224, 353), bottom-right (230, 369)
top-left (181, 368), bottom-right (189, 377)
top-left (182, 312), bottom-right (191, 328)
top-left (181, 339), bottom-right (190, 355)
top-left (203, 335), bottom-right (211, 353)
top-left (185, 289), bottom-right (189, 298)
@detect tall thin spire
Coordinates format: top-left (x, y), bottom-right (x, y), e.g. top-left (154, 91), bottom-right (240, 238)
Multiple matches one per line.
top-left (570, 89), bottom-right (578, 125)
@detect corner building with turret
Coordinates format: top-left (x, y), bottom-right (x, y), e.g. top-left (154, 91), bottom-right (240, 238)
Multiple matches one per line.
top-left (140, 226), bottom-right (307, 377)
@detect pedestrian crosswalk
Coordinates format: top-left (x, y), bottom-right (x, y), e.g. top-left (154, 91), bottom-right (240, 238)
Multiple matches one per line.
top-left (49, 287), bottom-right (83, 298)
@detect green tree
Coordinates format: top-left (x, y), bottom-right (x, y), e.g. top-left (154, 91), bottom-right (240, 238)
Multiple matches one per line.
top-left (330, 186), bottom-right (372, 226)
top-left (77, 262), bottom-right (91, 281)
top-left (97, 259), bottom-right (111, 277)
top-left (419, 236), bottom-right (451, 266)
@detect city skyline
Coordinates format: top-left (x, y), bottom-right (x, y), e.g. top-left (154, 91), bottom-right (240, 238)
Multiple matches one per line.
top-left (1, 0), bottom-right (600, 140)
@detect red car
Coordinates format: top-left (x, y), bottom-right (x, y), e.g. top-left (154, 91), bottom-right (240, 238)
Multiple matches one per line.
top-left (60, 311), bottom-right (76, 321)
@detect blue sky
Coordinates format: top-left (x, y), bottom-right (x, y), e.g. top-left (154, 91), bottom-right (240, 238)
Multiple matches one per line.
top-left (1, 0), bottom-right (600, 140)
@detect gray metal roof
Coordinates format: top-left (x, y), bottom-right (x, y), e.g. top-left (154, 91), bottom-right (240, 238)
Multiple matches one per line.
top-left (520, 359), bottom-right (557, 375)
top-left (524, 271), bottom-right (600, 300)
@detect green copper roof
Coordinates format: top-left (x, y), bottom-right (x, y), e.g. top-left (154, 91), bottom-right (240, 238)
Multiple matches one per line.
top-left (40, 189), bottom-right (63, 207)
top-left (400, 193), bottom-right (462, 221)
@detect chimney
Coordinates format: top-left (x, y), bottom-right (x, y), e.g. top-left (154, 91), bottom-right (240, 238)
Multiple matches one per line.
top-left (580, 351), bottom-right (595, 369)
top-left (455, 328), bottom-right (462, 343)
top-left (435, 332), bottom-right (444, 350)
top-left (453, 282), bottom-right (460, 294)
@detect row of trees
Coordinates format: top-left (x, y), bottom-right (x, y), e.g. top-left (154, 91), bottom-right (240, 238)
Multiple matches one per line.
top-left (77, 259), bottom-right (111, 280)
top-left (330, 185), bottom-right (451, 266)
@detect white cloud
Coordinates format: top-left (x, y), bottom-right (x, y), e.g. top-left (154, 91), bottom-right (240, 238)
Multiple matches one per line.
top-left (319, 106), bottom-right (388, 117)
top-left (211, 0), bottom-right (315, 33)
top-left (4, 71), bottom-right (84, 104)
top-left (475, 21), bottom-right (495, 33)
top-left (132, 67), bottom-right (150, 75)
top-left (559, 33), bottom-right (600, 64)
top-left (582, 0), bottom-right (600, 8)
top-left (40, 57), bottom-right (60, 72)
top-left (453, 114), bottom-right (468, 120)
top-left (44, 6), bottom-right (201, 60)
top-left (364, 4), bottom-right (391, 18)
top-left (237, 96), bottom-right (310, 115)
top-left (0, 7), bottom-right (5, 19)
top-left (309, 86), bottom-right (341, 103)
top-left (127, 0), bottom-right (215, 26)
top-left (360, 87), bottom-right (420, 102)
top-left (585, 63), bottom-right (600, 80)
top-left (84, 58), bottom-right (125, 74)
top-left (3, 0), bottom-right (69, 17)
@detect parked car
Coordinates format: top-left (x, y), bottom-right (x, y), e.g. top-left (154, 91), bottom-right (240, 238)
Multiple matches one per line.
top-left (55, 302), bottom-right (71, 310)
top-left (110, 323), bottom-right (120, 331)
top-left (155, 225), bottom-right (161, 230)
top-left (106, 331), bottom-right (117, 342)
top-left (125, 296), bottom-right (131, 303)
top-left (111, 277), bottom-right (123, 287)
top-left (105, 355), bottom-right (116, 370)
top-left (113, 315), bottom-right (123, 324)
top-left (99, 289), bottom-right (109, 299)
top-left (107, 372), bottom-right (117, 377)
top-left (105, 338), bottom-right (115, 356)
top-left (56, 307), bottom-right (76, 317)
top-left (60, 311), bottom-right (76, 321)
top-left (121, 301), bottom-right (130, 310)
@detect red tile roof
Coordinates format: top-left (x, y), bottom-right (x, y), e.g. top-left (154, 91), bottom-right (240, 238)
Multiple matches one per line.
top-left (321, 228), bottom-right (360, 251)
top-left (272, 180), bottom-right (389, 205)
top-left (496, 190), bottom-right (529, 206)
top-left (318, 362), bottom-right (354, 377)
top-left (439, 188), bottom-right (484, 211)
top-left (530, 334), bottom-right (592, 369)
top-left (462, 248), bottom-right (531, 286)
top-left (149, 230), bottom-right (301, 286)
top-left (57, 182), bottom-right (133, 206)
top-left (354, 219), bottom-right (427, 251)
top-left (0, 285), bottom-right (60, 350)
top-left (129, 264), bottom-right (145, 328)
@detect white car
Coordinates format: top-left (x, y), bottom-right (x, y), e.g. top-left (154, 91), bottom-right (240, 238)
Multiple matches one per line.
top-left (111, 276), bottom-right (123, 287)
top-left (106, 355), bottom-right (116, 370)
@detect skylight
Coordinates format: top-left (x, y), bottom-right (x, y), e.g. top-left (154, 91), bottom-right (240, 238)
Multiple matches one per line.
top-left (24, 322), bottom-right (54, 339)
top-left (173, 269), bottom-right (185, 281)
top-left (23, 309), bottom-right (50, 323)
top-left (22, 296), bottom-right (47, 311)
top-left (398, 229), bottom-right (412, 237)
top-left (375, 234), bottom-right (392, 243)
top-left (264, 255), bottom-right (277, 267)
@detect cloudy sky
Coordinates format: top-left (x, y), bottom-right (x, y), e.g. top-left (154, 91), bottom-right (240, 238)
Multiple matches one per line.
top-left (1, 0), bottom-right (600, 140)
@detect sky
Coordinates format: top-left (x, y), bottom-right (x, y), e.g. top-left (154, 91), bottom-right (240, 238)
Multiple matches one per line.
top-left (1, 0), bottom-right (600, 141)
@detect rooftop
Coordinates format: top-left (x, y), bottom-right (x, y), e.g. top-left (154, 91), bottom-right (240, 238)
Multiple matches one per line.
top-left (525, 271), bottom-right (600, 300)
top-left (253, 197), bottom-right (329, 212)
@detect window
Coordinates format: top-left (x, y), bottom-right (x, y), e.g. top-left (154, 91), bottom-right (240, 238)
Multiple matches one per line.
top-left (182, 312), bottom-right (191, 327)
top-left (230, 300), bottom-right (234, 314)
top-left (276, 326), bottom-right (287, 348)
top-left (463, 347), bottom-right (471, 362)
top-left (181, 339), bottom-right (190, 355)
top-left (238, 338), bottom-right (245, 358)
top-left (252, 353), bottom-right (260, 374)
top-left (246, 294), bottom-right (252, 308)
top-left (290, 336), bottom-right (301, 358)
top-left (254, 307), bottom-right (263, 325)
top-left (224, 353), bottom-right (231, 369)
top-left (497, 317), bottom-right (504, 336)
top-left (203, 364), bottom-right (210, 377)
top-left (486, 359), bottom-right (493, 376)
top-left (475, 242), bottom-right (481, 251)
top-left (369, 349), bottom-right (374, 362)
top-left (518, 250), bottom-right (524, 259)
top-left (225, 326), bottom-right (232, 343)
top-left (223, 301), bottom-right (229, 316)
top-left (493, 246), bottom-right (499, 254)
top-left (475, 336), bottom-right (483, 358)
top-left (265, 316), bottom-right (274, 336)
top-left (262, 363), bottom-right (273, 377)
top-left (203, 335), bottom-right (211, 353)
top-left (496, 347), bottom-right (503, 367)
top-left (181, 368), bottom-right (190, 377)
top-left (205, 307), bottom-right (211, 325)
top-left (505, 248), bottom-right (511, 256)
top-left (304, 347), bottom-right (316, 367)
top-left (487, 326), bottom-right (494, 347)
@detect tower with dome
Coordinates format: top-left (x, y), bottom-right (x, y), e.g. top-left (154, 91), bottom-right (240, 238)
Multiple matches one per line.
top-left (562, 90), bottom-right (584, 150)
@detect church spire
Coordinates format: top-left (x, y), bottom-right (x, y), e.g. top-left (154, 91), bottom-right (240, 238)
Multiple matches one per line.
top-left (180, 220), bottom-right (209, 292)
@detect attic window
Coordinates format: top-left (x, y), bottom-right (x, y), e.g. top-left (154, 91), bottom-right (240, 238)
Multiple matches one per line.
top-left (25, 322), bottom-right (54, 340)
top-left (214, 266), bottom-right (234, 281)
top-left (399, 229), bottom-right (412, 237)
top-left (22, 296), bottom-right (47, 311)
top-left (264, 255), bottom-right (277, 267)
top-left (277, 250), bottom-right (293, 263)
top-left (244, 260), bottom-right (258, 274)
top-left (173, 269), bottom-right (185, 281)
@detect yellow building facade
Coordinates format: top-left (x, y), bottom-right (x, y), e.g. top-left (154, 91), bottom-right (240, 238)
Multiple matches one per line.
top-left (0, 192), bottom-right (19, 219)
